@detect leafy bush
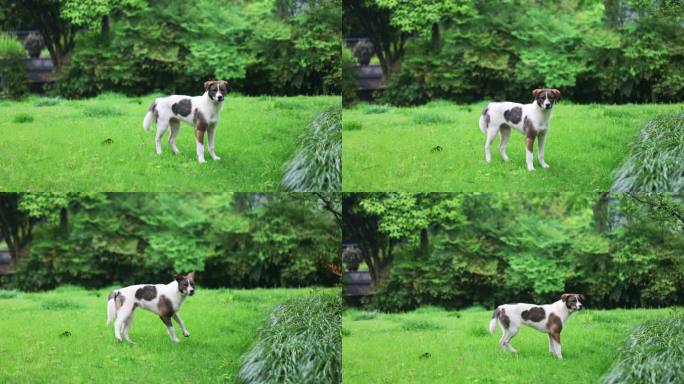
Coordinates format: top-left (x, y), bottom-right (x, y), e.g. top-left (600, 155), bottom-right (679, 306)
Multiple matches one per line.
top-left (602, 315), bottom-right (684, 384)
top-left (12, 113), bottom-right (33, 123)
top-left (237, 293), bottom-right (342, 384)
top-left (400, 319), bottom-right (443, 331)
top-left (55, 0), bottom-right (340, 98)
top-left (282, 106), bottom-right (341, 191)
top-left (33, 97), bottom-right (63, 107)
top-left (612, 113), bottom-right (684, 192)
top-left (0, 289), bottom-right (18, 299)
top-left (379, 0), bottom-right (684, 105)
top-left (14, 193), bottom-right (339, 291)
top-left (40, 298), bottom-right (82, 310)
top-left (0, 34), bottom-right (28, 100)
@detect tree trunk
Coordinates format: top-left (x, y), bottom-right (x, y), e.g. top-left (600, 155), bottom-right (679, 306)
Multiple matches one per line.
top-left (420, 228), bottom-right (429, 256)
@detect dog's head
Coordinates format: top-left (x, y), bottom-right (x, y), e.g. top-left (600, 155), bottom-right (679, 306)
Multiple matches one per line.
top-left (204, 80), bottom-right (229, 102)
top-left (532, 88), bottom-right (560, 110)
top-left (175, 272), bottom-right (196, 296)
top-left (561, 293), bottom-right (584, 311)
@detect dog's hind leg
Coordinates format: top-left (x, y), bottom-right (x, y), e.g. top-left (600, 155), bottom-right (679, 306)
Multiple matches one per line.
top-left (123, 310), bottom-right (136, 344)
top-left (172, 313), bottom-right (190, 337)
top-left (504, 326), bottom-right (519, 353)
top-left (160, 316), bottom-right (179, 342)
top-left (155, 120), bottom-right (169, 155)
top-left (168, 119), bottom-right (181, 155)
top-left (207, 124), bottom-right (220, 161)
top-left (499, 126), bottom-right (512, 161)
top-left (548, 334), bottom-right (554, 354)
top-left (484, 128), bottom-right (499, 163)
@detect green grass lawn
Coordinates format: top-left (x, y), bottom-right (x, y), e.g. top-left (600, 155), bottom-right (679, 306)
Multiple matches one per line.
top-left (0, 94), bottom-right (338, 191)
top-left (0, 285), bottom-right (333, 383)
top-left (342, 306), bottom-right (674, 384)
top-left (342, 101), bottom-right (684, 191)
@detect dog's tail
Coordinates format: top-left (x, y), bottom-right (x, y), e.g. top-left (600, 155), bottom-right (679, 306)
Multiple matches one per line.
top-left (143, 101), bottom-right (157, 132)
top-left (479, 105), bottom-right (490, 135)
top-left (107, 291), bottom-right (118, 325)
top-left (489, 306), bottom-right (500, 334)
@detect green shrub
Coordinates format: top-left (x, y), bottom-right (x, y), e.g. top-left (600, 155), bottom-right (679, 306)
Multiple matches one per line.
top-left (82, 105), bottom-right (123, 118)
top-left (400, 319), bottom-right (444, 331)
top-left (0, 34), bottom-right (29, 100)
top-left (281, 106), bottom-right (341, 191)
top-left (40, 298), bottom-right (82, 310)
top-left (237, 294), bottom-right (342, 384)
top-left (602, 315), bottom-right (684, 384)
top-left (0, 289), bottom-right (18, 299)
top-left (12, 113), bottom-right (34, 123)
top-left (412, 112), bottom-right (454, 125)
top-left (350, 311), bottom-right (379, 321)
top-left (55, 0), bottom-right (340, 98)
top-left (33, 97), bottom-right (63, 107)
top-left (342, 121), bottom-right (362, 131)
top-left (611, 113), bottom-right (684, 192)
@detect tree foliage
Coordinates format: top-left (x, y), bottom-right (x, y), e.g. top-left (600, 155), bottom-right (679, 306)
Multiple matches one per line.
top-left (53, 0), bottom-right (340, 98)
top-left (345, 0), bottom-right (684, 105)
top-left (344, 193), bottom-right (684, 311)
top-left (5, 193), bottom-right (340, 291)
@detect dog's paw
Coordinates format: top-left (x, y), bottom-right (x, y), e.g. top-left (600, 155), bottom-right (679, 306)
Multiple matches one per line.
top-left (527, 167), bottom-right (535, 171)
top-left (542, 163), bottom-right (550, 169)
top-left (183, 332), bottom-right (190, 337)
top-left (198, 159), bottom-right (207, 164)
top-left (212, 156), bottom-right (221, 161)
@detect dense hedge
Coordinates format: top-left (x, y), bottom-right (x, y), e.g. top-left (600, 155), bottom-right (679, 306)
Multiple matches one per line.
top-left (11, 193), bottom-right (340, 291)
top-left (379, 0), bottom-right (684, 106)
top-left (352, 193), bottom-right (684, 312)
top-left (237, 293), bottom-right (342, 384)
top-left (54, 0), bottom-right (340, 98)
top-left (0, 34), bottom-right (28, 99)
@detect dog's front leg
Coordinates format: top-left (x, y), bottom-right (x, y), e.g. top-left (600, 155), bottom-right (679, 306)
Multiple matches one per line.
top-left (172, 313), bottom-right (190, 337)
top-left (207, 124), bottom-right (220, 161)
top-left (195, 126), bottom-right (207, 163)
top-left (537, 131), bottom-right (550, 168)
top-left (160, 316), bottom-right (180, 342)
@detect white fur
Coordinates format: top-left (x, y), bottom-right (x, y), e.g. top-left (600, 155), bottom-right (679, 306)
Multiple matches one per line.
top-left (490, 297), bottom-right (583, 359)
top-left (107, 279), bottom-right (193, 343)
top-left (143, 90), bottom-right (224, 163)
top-left (479, 97), bottom-right (554, 171)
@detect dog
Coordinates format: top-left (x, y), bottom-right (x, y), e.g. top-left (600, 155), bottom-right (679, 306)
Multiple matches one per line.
top-left (488, 293), bottom-right (584, 359)
top-left (479, 88), bottom-right (560, 171)
top-left (106, 272), bottom-right (195, 343)
top-left (143, 80), bottom-right (228, 163)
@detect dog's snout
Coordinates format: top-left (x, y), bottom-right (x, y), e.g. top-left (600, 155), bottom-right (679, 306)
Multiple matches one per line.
top-left (217, 95), bottom-right (224, 101)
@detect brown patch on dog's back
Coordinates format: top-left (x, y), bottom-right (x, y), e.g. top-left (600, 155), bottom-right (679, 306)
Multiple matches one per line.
top-left (547, 312), bottom-right (563, 342)
top-left (135, 285), bottom-right (157, 301)
top-left (504, 107), bottom-right (522, 124)
top-left (171, 99), bottom-right (192, 117)
top-left (521, 306), bottom-right (546, 322)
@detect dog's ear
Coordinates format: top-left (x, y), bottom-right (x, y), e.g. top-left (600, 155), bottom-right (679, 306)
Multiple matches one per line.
top-left (204, 80), bottom-right (215, 91)
top-left (175, 274), bottom-right (185, 282)
top-left (186, 271), bottom-right (195, 280)
top-left (532, 89), bottom-right (543, 98)
top-left (561, 293), bottom-right (569, 302)
top-left (578, 294), bottom-right (585, 302)
top-left (550, 88), bottom-right (561, 98)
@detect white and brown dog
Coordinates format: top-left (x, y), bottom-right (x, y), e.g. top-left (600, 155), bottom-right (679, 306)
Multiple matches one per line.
top-left (488, 293), bottom-right (584, 359)
top-left (106, 272), bottom-right (195, 343)
top-left (143, 81), bottom-right (228, 163)
top-left (479, 88), bottom-right (560, 171)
